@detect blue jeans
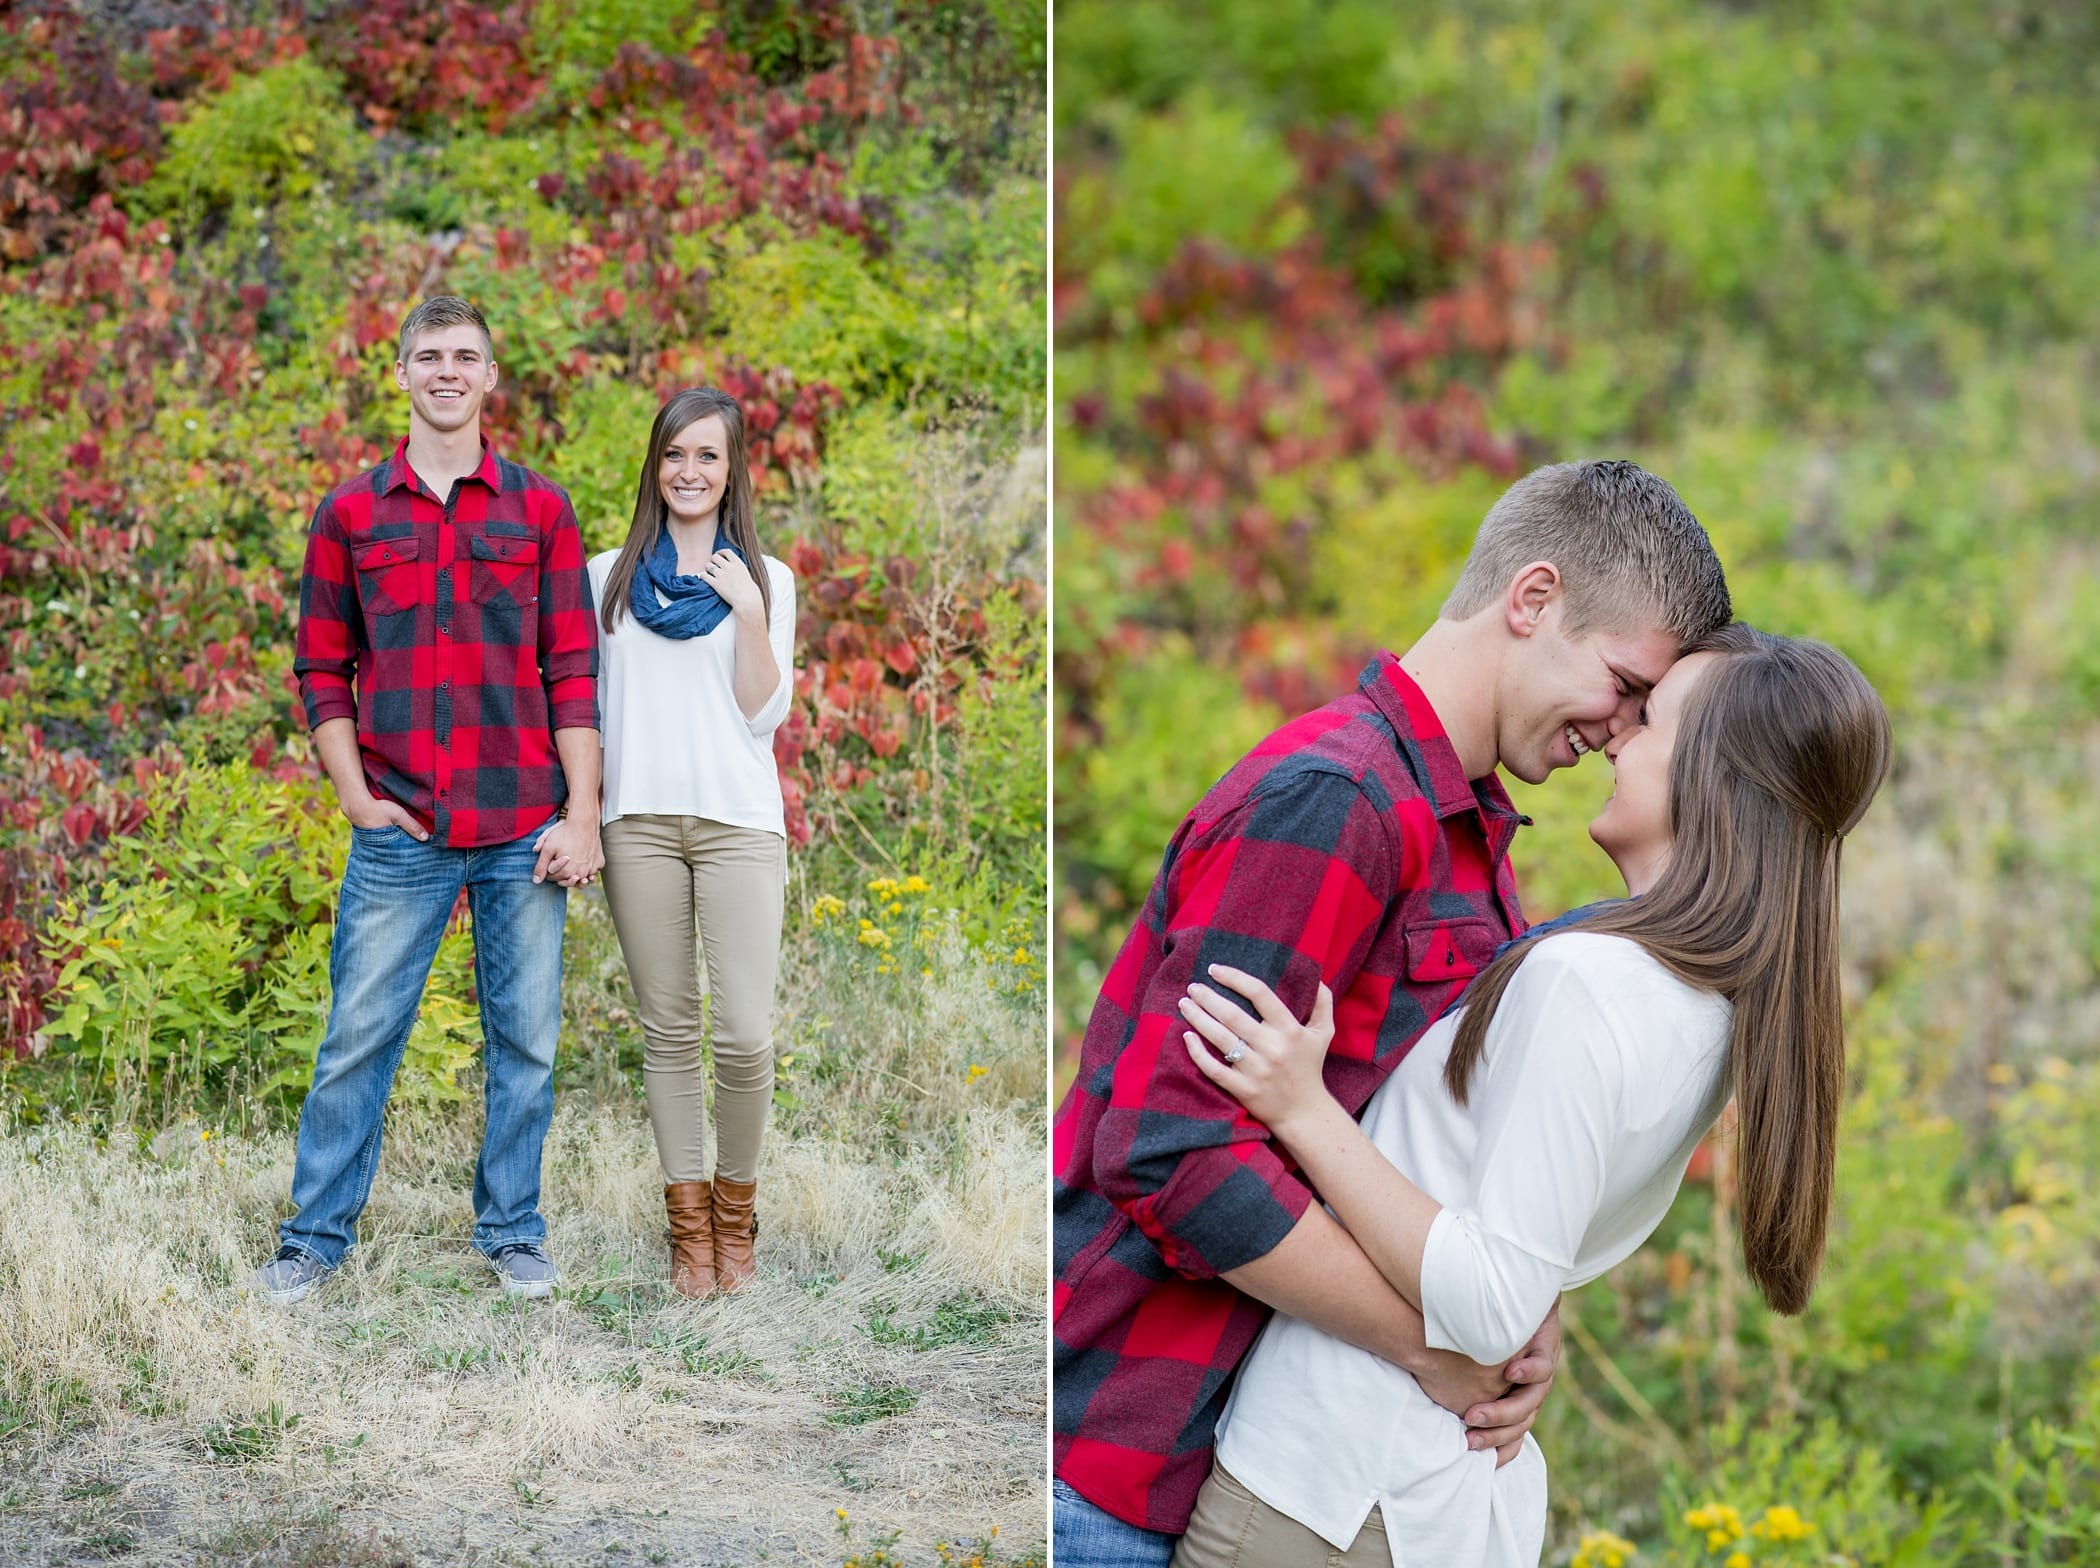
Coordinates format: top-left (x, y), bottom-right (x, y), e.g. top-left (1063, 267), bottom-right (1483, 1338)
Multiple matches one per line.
top-left (1052, 1479), bottom-right (1177, 1568)
top-left (279, 821), bottom-right (567, 1268)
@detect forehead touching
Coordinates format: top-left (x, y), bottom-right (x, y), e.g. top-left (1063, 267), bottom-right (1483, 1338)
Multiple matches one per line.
top-left (1572, 621), bottom-right (1681, 695)
top-left (1647, 647), bottom-right (1725, 720)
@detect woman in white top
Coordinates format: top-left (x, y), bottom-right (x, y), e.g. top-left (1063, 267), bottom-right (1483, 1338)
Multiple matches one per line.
top-left (1168, 626), bottom-right (1891, 1568)
top-left (588, 386), bottom-right (796, 1298)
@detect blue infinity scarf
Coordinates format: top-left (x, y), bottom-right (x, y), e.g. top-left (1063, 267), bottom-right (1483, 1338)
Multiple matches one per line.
top-left (629, 526), bottom-right (748, 640)
top-left (1490, 897), bottom-right (1631, 963)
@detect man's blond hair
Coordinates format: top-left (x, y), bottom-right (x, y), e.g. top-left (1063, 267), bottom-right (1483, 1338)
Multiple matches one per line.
top-left (396, 296), bottom-right (494, 363)
top-left (1441, 459), bottom-right (1730, 648)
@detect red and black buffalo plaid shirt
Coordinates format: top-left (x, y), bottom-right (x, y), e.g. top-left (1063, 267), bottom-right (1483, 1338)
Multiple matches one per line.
top-left (294, 437), bottom-right (598, 848)
top-left (1052, 652), bottom-right (1528, 1533)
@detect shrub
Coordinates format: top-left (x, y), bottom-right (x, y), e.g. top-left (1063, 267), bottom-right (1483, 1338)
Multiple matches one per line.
top-left (39, 763), bottom-right (484, 1106)
top-left (137, 58), bottom-right (368, 225)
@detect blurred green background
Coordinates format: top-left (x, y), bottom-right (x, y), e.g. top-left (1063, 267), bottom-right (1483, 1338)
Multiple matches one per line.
top-left (1054, 2), bottom-right (2100, 1562)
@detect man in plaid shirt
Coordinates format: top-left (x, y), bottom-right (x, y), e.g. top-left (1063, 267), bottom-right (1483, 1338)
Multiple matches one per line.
top-left (251, 297), bottom-right (602, 1305)
top-left (1053, 461), bottom-right (1732, 1562)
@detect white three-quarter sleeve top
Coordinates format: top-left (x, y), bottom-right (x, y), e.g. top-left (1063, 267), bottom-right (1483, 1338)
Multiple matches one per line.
top-left (1214, 931), bottom-right (1733, 1568)
top-left (586, 548), bottom-right (796, 838)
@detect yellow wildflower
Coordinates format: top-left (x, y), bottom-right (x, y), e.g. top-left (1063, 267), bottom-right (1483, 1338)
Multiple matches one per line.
top-left (1684, 1504), bottom-right (1744, 1546)
top-left (1725, 1555), bottom-right (1749, 1568)
top-left (1572, 1530), bottom-right (1637, 1568)
top-left (901, 875), bottom-right (930, 894)
top-left (967, 1064), bottom-right (988, 1082)
top-left (1752, 1506), bottom-right (1813, 1542)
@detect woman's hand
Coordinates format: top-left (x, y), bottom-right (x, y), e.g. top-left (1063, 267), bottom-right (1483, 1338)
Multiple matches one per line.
top-left (700, 548), bottom-right (764, 620)
top-left (1180, 964), bottom-right (1337, 1137)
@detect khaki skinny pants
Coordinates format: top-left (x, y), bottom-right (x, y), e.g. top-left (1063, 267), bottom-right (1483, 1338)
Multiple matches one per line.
top-left (1172, 1465), bottom-right (1390, 1568)
top-left (599, 814), bottom-right (785, 1185)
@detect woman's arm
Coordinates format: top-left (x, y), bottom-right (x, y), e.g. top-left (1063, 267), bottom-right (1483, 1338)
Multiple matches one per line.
top-left (1182, 969), bottom-right (1441, 1308)
top-left (741, 564), bottom-right (796, 736)
top-left (697, 549), bottom-right (780, 720)
top-left (1186, 951), bottom-right (1627, 1364)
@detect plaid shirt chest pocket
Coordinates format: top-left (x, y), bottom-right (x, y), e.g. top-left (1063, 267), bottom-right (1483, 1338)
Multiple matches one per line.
top-left (352, 535), bottom-right (421, 620)
top-left (1403, 915), bottom-right (1499, 983)
top-left (469, 527), bottom-right (540, 622)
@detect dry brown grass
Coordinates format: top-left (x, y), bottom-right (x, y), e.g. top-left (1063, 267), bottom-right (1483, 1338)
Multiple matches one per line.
top-left (0, 891), bottom-right (1047, 1566)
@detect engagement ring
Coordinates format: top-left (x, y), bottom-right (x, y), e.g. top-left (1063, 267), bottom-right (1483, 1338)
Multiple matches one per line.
top-left (1223, 1038), bottom-right (1248, 1064)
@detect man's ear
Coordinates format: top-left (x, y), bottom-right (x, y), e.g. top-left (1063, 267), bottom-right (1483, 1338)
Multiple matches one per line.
top-left (394, 360), bottom-right (409, 392)
top-left (484, 359), bottom-right (498, 392)
top-left (1504, 561), bottom-right (1562, 638)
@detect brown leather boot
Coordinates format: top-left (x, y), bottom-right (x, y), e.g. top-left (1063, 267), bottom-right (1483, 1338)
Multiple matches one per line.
top-left (711, 1176), bottom-right (759, 1293)
top-left (664, 1181), bottom-right (716, 1299)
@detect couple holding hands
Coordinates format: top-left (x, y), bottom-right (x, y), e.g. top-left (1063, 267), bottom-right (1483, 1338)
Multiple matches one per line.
top-left (1053, 461), bottom-right (1892, 1566)
top-left (251, 296), bottom-right (794, 1306)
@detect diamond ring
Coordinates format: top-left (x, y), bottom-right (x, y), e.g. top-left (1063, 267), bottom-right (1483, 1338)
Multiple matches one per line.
top-left (1222, 1038), bottom-right (1248, 1065)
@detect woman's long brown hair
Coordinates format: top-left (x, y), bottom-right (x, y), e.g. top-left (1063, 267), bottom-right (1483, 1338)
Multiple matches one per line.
top-left (599, 386), bottom-right (770, 633)
top-left (1445, 624), bottom-right (1892, 1314)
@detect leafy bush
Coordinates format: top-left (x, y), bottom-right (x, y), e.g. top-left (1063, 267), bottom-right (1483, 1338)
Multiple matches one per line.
top-left (138, 58), bottom-right (368, 225)
top-left (40, 764), bottom-right (487, 1107)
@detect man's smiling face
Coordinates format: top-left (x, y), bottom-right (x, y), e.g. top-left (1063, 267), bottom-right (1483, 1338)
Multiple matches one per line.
top-left (1498, 605), bottom-right (1680, 786)
top-left (395, 323), bottom-right (496, 434)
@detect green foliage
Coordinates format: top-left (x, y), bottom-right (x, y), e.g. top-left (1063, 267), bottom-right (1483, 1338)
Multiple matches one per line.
top-left (40, 764), bottom-right (485, 1106)
top-left (924, 587), bottom-right (1047, 936)
top-left (1655, 1418), bottom-right (1961, 1566)
top-left (528, 0), bottom-right (713, 83)
top-left (1053, 0), bottom-right (1396, 130)
top-left (42, 767), bottom-right (341, 1089)
top-left (554, 377), bottom-right (658, 551)
top-left (1981, 1381), bottom-right (2100, 1565)
top-left (711, 230), bottom-right (917, 396)
top-left (1058, 91), bottom-right (1304, 314)
top-left (138, 59), bottom-right (366, 224)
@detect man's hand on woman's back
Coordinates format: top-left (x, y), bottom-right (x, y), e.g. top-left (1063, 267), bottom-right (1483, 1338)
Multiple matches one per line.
top-left (1413, 1299), bottom-right (1561, 1467)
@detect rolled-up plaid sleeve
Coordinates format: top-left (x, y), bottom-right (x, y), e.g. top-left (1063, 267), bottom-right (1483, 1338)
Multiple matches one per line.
top-left (294, 497), bottom-right (359, 729)
top-left (1090, 764), bottom-right (1400, 1279)
top-left (537, 490), bottom-right (598, 730)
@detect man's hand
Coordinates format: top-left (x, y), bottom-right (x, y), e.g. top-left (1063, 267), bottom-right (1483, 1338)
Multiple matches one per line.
top-left (342, 792), bottom-right (429, 840)
top-left (532, 814), bottom-right (603, 887)
top-left (1469, 1300), bottom-right (1561, 1466)
top-left (1408, 1344), bottom-right (1519, 1436)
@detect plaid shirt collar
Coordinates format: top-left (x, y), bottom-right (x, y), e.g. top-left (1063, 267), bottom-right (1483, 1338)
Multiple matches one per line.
top-left (1360, 651), bottom-right (1528, 832)
top-left (380, 434), bottom-right (501, 500)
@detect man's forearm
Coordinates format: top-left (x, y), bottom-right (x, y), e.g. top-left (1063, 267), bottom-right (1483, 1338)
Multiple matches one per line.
top-left (312, 717), bottom-right (372, 811)
top-left (1221, 1203), bottom-right (1435, 1375)
top-left (554, 725), bottom-right (601, 817)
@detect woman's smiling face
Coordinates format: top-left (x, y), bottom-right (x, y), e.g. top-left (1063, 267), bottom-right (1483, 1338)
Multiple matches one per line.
top-left (1588, 649), bottom-right (1724, 893)
top-left (657, 413), bottom-right (730, 528)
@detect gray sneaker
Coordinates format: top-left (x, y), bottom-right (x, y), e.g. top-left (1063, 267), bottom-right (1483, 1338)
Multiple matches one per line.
top-left (485, 1242), bottom-right (559, 1299)
top-left (250, 1245), bottom-right (333, 1305)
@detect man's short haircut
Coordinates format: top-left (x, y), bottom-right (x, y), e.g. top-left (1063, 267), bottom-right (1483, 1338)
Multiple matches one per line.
top-left (1441, 459), bottom-right (1731, 649)
top-left (397, 296), bottom-right (493, 362)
